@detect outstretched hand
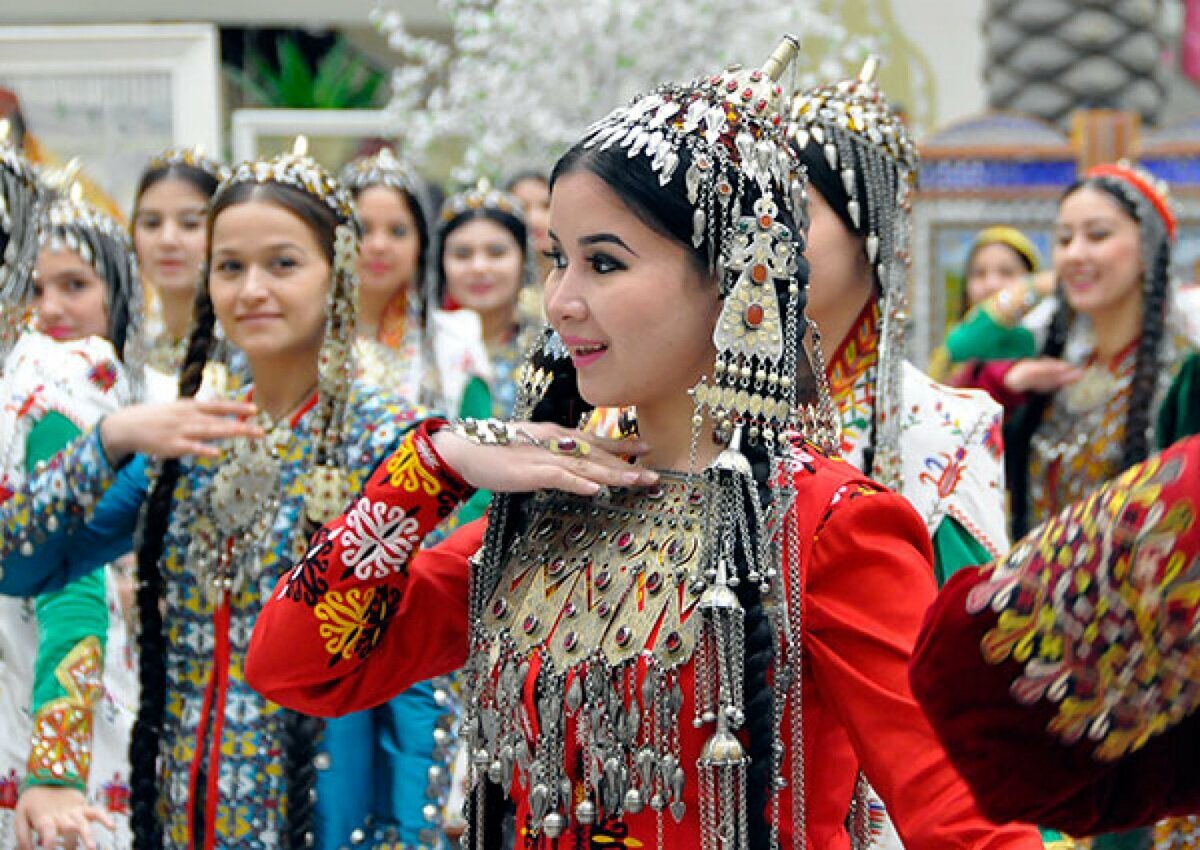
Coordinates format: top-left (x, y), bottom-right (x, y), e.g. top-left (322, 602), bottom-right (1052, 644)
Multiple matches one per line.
top-left (99, 399), bottom-right (265, 465)
top-left (15, 786), bottom-right (114, 850)
top-left (431, 421), bottom-right (658, 496)
top-left (1003, 357), bottom-right (1084, 394)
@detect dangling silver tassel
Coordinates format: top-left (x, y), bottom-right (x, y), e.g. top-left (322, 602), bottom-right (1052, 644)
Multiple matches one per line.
top-left (696, 425), bottom-right (753, 850)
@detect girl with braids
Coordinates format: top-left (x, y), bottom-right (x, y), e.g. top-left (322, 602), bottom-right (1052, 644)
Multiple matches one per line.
top-left (246, 40), bottom-right (1040, 850)
top-left (131, 147), bottom-right (230, 381)
top-left (1000, 162), bottom-right (1198, 541)
top-left (0, 182), bottom-right (146, 850)
top-left (0, 147), bottom-right (490, 850)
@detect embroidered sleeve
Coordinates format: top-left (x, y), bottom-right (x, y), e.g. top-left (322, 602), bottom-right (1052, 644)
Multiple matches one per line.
top-left (247, 420), bottom-right (477, 718)
top-left (0, 428), bottom-right (146, 597)
top-left (24, 633), bottom-right (105, 790)
top-left (909, 434), bottom-right (1200, 834)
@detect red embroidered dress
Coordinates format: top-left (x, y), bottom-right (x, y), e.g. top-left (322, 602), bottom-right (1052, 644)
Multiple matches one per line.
top-left (247, 427), bottom-right (1040, 850)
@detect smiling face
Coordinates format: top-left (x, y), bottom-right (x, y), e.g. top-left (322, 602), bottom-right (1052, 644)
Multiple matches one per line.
top-left (33, 247), bottom-right (109, 342)
top-left (207, 199), bottom-right (331, 367)
top-left (356, 185), bottom-right (421, 305)
top-left (133, 176), bottom-right (210, 298)
top-left (441, 217), bottom-right (524, 325)
top-left (543, 170), bottom-right (721, 412)
top-left (1054, 186), bottom-right (1144, 318)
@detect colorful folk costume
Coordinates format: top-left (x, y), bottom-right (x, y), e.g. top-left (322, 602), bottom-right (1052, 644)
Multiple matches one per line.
top-left (339, 147), bottom-right (469, 849)
top-left (788, 62), bottom-right (1009, 582)
top-left (245, 40), bottom-right (1041, 850)
top-left (910, 432), bottom-right (1200, 838)
top-left (1003, 163), bottom-right (1199, 542)
top-left (434, 180), bottom-right (543, 421)
top-left (927, 226), bottom-right (1043, 396)
top-left (0, 150), bottom-right (457, 849)
top-left (0, 177), bottom-right (146, 849)
top-left (339, 148), bottom-right (436, 402)
top-left (787, 62), bottom-right (1011, 850)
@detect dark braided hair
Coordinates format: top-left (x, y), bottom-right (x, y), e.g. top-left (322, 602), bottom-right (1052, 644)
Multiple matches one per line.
top-left (130, 265), bottom-right (217, 850)
top-left (131, 180), bottom-right (341, 849)
top-left (1004, 177), bottom-right (1171, 538)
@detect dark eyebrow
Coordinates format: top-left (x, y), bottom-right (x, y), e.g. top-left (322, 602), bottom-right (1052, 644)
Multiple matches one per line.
top-left (579, 232), bottom-right (639, 257)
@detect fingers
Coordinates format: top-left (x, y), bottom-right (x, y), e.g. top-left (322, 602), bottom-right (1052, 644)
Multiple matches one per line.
top-left (187, 415), bottom-right (264, 442)
top-left (193, 399), bottom-right (259, 418)
top-left (82, 806), bottom-right (116, 831)
top-left (15, 811), bottom-right (32, 850)
top-left (32, 816), bottom-right (57, 850)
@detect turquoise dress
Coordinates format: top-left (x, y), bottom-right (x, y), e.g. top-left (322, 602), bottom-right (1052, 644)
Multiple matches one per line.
top-left (0, 383), bottom-right (459, 850)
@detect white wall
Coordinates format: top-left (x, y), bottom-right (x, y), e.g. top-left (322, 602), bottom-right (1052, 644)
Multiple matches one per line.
top-left (890, 0), bottom-right (989, 133)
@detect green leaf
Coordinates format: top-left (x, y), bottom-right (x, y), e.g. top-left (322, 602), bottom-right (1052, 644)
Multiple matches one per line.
top-left (312, 39), bottom-right (349, 106)
top-left (276, 36), bottom-right (316, 108)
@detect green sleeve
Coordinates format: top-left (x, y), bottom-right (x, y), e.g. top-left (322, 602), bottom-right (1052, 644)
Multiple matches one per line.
top-left (23, 412), bottom-right (110, 790)
top-left (1156, 351), bottom-right (1200, 450)
top-left (24, 411), bottom-right (81, 471)
top-left (932, 515), bottom-right (994, 587)
top-left (944, 307), bottom-right (1038, 364)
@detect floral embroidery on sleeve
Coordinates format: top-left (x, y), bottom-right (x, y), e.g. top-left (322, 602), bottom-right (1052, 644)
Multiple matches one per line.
top-left (315, 585), bottom-right (403, 663)
top-left (967, 448), bottom-right (1200, 761)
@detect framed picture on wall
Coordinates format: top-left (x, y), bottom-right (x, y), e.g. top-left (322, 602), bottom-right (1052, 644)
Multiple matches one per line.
top-left (0, 23), bottom-right (221, 219)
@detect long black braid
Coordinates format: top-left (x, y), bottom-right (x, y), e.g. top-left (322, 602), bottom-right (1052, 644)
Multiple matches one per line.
top-left (1005, 178), bottom-right (1171, 539)
top-left (130, 274), bottom-right (217, 850)
top-left (1121, 238), bottom-right (1170, 469)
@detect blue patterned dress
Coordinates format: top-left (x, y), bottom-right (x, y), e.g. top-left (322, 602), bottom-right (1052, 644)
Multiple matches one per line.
top-left (0, 383), bottom-right (460, 850)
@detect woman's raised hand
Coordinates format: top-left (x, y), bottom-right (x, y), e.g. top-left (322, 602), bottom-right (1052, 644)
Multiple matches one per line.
top-left (98, 399), bottom-right (265, 465)
top-left (431, 419), bottom-right (658, 496)
top-left (1002, 357), bottom-right (1084, 394)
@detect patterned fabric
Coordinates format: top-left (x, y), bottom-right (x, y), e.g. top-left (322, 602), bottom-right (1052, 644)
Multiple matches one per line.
top-left (247, 439), bottom-right (1041, 850)
top-left (910, 435), bottom-right (1200, 837)
top-left (968, 446), bottom-right (1200, 761)
top-left (153, 385), bottom-right (422, 850)
top-left (26, 637), bottom-right (103, 784)
top-left (0, 384), bottom-right (439, 850)
top-left (0, 332), bottom-right (137, 850)
top-left (829, 301), bottom-right (1009, 559)
top-left (1029, 343), bottom-right (1136, 521)
top-left (0, 332), bottom-right (134, 495)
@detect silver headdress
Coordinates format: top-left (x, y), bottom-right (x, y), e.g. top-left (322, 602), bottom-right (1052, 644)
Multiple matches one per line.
top-left (440, 177), bottom-right (524, 224)
top-left (340, 146), bottom-right (423, 202)
top-left (788, 58), bottom-right (918, 487)
top-left (574, 37), bottom-right (821, 447)
top-left (39, 180), bottom-right (147, 400)
top-left (143, 145), bottom-right (231, 187)
top-left (0, 121), bottom-right (44, 362)
top-left (462, 37), bottom-right (824, 850)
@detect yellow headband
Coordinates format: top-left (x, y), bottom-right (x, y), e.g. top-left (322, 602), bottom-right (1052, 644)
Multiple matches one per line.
top-left (970, 226), bottom-right (1041, 272)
